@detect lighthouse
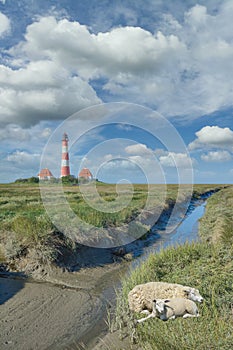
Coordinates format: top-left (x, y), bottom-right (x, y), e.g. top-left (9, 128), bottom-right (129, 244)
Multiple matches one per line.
top-left (60, 132), bottom-right (70, 177)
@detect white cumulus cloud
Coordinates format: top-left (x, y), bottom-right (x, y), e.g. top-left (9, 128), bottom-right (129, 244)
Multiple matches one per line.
top-left (0, 15), bottom-right (186, 126)
top-left (0, 61), bottom-right (101, 126)
top-left (1, 2), bottom-right (233, 128)
top-left (0, 12), bottom-right (10, 36)
top-left (189, 126), bottom-right (233, 150)
top-left (159, 152), bottom-right (193, 168)
top-left (201, 150), bottom-right (232, 162)
top-left (125, 143), bottom-right (151, 155)
top-left (102, 158), bottom-right (138, 170)
top-left (10, 17), bottom-right (185, 79)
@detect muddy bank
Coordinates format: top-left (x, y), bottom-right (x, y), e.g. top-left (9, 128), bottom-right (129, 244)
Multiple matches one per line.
top-left (0, 277), bottom-right (101, 350)
top-left (0, 259), bottom-right (129, 350)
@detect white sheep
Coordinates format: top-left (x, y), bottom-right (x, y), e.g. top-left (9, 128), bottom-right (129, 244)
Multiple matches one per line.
top-left (128, 281), bottom-right (203, 313)
top-left (137, 298), bottom-right (199, 323)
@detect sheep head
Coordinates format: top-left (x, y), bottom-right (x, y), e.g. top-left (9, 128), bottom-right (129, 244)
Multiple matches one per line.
top-left (153, 299), bottom-right (170, 314)
top-left (184, 287), bottom-right (204, 303)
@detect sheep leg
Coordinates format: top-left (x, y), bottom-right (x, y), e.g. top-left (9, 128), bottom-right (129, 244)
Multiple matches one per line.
top-left (183, 313), bottom-right (199, 318)
top-left (168, 315), bottom-right (176, 320)
top-left (140, 310), bottom-right (150, 315)
top-left (137, 312), bottom-right (156, 323)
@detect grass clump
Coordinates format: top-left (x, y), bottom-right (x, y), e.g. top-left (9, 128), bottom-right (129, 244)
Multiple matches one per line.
top-left (2, 215), bottom-right (63, 270)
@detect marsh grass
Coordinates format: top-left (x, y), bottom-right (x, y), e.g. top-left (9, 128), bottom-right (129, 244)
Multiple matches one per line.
top-left (0, 183), bottom-right (221, 228)
top-left (2, 215), bottom-right (63, 269)
top-left (0, 183), bottom-right (227, 269)
top-left (199, 186), bottom-right (233, 245)
top-left (113, 185), bottom-right (233, 350)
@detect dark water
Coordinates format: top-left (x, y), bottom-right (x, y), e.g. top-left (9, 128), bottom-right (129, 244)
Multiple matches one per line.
top-left (131, 200), bottom-right (206, 269)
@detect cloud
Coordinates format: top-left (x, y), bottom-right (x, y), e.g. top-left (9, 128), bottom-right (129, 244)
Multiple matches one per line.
top-left (102, 158), bottom-right (138, 170)
top-left (0, 121), bottom-right (57, 182)
top-left (1, 148), bottom-right (41, 182)
top-left (1, 15), bottom-right (185, 126)
top-left (99, 2), bottom-right (233, 118)
top-left (7, 150), bottom-right (40, 166)
top-left (0, 12), bottom-right (10, 36)
top-left (159, 152), bottom-right (193, 168)
top-left (184, 4), bottom-right (208, 26)
top-left (201, 150), bottom-right (232, 162)
top-left (1, 2), bottom-right (233, 128)
top-left (189, 126), bottom-right (233, 150)
top-left (125, 143), bottom-right (151, 155)
top-left (0, 124), bottom-right (30, 141)
top-left (0, 60), bottom-right (101, 127)
top-left (40, 127), bottom-right (51, 138)
top-left (2, 1), bottom-right (233, 184)
top-left (11, 17), bottom-right (184, 79)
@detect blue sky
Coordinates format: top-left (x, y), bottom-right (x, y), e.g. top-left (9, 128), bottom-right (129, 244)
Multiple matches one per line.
top-left (0, 0), bottom-right (233, 183)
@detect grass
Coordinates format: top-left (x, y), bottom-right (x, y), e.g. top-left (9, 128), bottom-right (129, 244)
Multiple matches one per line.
top-left (0, 182), bottom-right (222, 227)
top-left (113, 185), bottom-right (233, 350)
top-left (199, 186), bottom-right (233, 245)
top-left (0, 183), bottom-right (227, 271)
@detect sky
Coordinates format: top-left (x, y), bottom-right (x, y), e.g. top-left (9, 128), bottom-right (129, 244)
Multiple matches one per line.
top-left (0, 0), bottom-right (233, 184)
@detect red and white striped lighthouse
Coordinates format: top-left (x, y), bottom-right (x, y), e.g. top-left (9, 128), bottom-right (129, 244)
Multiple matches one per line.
top-left (60, 132), bottom-right (70, 177)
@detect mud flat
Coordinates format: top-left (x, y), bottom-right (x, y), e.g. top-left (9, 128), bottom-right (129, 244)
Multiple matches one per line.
top-left (1, 278), bottom-right (99, 349)
top-left (0, 258), bottom-right (127, 350)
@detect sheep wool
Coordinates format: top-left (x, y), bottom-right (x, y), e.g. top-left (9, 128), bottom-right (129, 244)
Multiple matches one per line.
top-left (128, 281), bottom-right (203, 312)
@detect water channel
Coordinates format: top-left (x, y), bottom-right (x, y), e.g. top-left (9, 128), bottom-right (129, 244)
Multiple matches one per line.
top-left (78, 198), bottom-right (207, 349)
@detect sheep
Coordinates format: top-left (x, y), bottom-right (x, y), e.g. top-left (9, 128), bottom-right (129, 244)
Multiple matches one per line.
top-left (154, 298), bottom-right (200, 320)
top-left (128, 281), bottom-right (203, 313)
top-left (137, 297), bottom-right (199, 323)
